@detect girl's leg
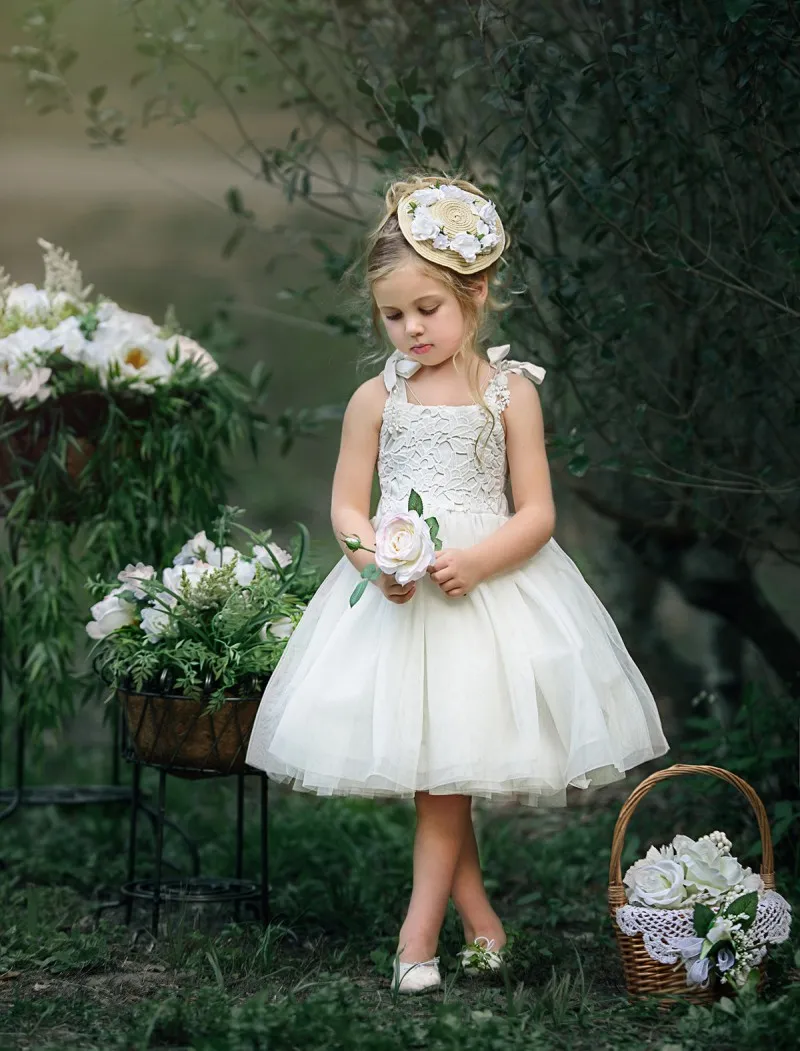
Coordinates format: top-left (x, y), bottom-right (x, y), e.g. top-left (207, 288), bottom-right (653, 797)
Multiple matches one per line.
top-left (450, 811), bottom-right (506, 947)
top-left (396, 791), bottom-right (473, 961)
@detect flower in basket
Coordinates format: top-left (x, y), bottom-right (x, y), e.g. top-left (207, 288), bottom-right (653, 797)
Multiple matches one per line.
top-left (0, 239), bottom-right (218, 408)
top-left (339, 489), bottom-right (442, 606)
top-left (85, 507), bottom-right (319, 710)
top-left (618, 830), bottom-right (791, 992)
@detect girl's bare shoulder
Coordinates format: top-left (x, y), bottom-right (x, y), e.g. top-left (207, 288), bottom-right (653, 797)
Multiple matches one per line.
top-left (345, 374), bottom-right (389, 430)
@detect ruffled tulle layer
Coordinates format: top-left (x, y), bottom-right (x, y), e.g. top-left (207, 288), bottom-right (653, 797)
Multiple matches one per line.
top-left (245, 510), bottom-right (669, 808)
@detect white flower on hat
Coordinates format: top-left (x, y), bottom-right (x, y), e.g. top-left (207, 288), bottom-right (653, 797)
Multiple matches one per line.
top-left (439, 184), bottom-right (471, 201)
top-left (409, 207), bottom-right (440, 241)
top-left (411, 188), bottom-right (442, 207)
top-left (448, 232), bottom-right (482, 263)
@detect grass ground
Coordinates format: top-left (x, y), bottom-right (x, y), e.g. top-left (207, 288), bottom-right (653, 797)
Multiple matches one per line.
top-left (1, 730), bottom-right (798, 1051)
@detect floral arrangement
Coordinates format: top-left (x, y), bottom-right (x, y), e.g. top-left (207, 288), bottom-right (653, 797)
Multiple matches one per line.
top-left (85, 508), bottom-right (319, 711)
top-left (404, 184), bottom-right (502, 264)
top-left (340, 489), bottom-right (442, 605)
top-left (620, 830), bottom-right (791, 991)
top-left (0, 239), bottom-right (217, 407)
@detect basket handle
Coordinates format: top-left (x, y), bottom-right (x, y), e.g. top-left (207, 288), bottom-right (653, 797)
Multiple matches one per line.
top-left (608, 763), bottom-right (774, 891)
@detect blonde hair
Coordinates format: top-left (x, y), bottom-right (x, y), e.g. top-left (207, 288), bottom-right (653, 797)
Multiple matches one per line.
top-left (351, 171), bottom-right (511, 460)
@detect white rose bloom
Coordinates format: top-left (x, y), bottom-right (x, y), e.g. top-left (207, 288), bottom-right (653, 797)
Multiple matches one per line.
top-left (432, 232), bottom-right (450, 250)
top-left (117, 562), bottom-right (156, 600)
top-left (411, 188), bottom-right (442, 207)
top-left (171, 334), bottom-right (218, 376)
top-left (173, 530), bottom-right (218, 566)
top-left (161, 561), bottom-right (215, 601)
top-left (622, 858), bottom-right (688, 908)
top-left (479, 200), bottom-right (499, 226)
top-left (410, 207), bottom-right (441, 241)
top-left (6, 283), bottom-right (51, 319)
top-left (0, 326), bottom-right (53, 363)
top-left (43, 316), bottom-right (90, 364)
top-left (253, 543), bottom-right (293, 570)
top-left (141, 606), bottom-right (171, 642)
top-left (374, 510), bottom-right (435, 586)
top-left (448, 232), bottom-right (481, 263)
top-left (439, 184), bottom-right (470, 201)
top-left (260, 616), bottom-right (295, 641)
top-left (476, 220), bottom-right (490, 237)
top-left (0, 365), bottom-right (53, 407)
top-left (86, 592), bottom-right (137, 639)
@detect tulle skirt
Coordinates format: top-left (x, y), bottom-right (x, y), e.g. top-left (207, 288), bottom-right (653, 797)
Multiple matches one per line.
top-left (245, 510), bottom-right (669, 808)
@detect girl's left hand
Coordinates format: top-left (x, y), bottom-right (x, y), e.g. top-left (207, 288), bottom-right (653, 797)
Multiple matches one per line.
top-left (427, 547), bottom-right (484, 598)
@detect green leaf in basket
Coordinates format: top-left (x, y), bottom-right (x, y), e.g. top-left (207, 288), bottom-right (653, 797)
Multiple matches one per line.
top-left (722, 890), bottom-right (758, 932)
top-left (349, 579), bottom-right (368, 606)
top-left (408, 489), bottom-right (424, 515)
top-left (693, 902), bottom-right (716, 939)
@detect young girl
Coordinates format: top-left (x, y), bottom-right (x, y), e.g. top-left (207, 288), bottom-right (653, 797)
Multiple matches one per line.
top-left (245, 174), bottom-right (670, 995)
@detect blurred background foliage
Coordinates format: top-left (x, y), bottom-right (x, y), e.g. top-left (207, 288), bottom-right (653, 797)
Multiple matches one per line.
top-left (1, 0), bottom-right (798, 802)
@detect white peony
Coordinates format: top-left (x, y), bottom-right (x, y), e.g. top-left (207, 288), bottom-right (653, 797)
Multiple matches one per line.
top-left (0, 364), bottom-right (53, 407)
top-left (623, 858), bottom-right (688, 908)
top-left (86, 592), bottom-right (137, 639)
top-left (140, 605), bottom-right (171, 642)
top-left (374, 510), bottom-right (435, 586)
top-left (253, 542), bottom-right (292, 571)
top-left (117, 562), bottom-right (156, 600)
top-left (448, 232), bottom-right (482, 263)
top-left (410, 207), bottom-right (441, 241)
top-left (5, 283), bottom-right (51, 318)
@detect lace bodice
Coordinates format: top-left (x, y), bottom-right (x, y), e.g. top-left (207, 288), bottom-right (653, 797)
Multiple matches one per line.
top-left (376, 345), bottom-right (545, 518)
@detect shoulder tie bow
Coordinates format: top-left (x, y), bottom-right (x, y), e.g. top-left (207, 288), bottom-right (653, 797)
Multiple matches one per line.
top-left (486, 344), bottom-right (546, 385)
top-left (382, 344), bottom-right (546, 392)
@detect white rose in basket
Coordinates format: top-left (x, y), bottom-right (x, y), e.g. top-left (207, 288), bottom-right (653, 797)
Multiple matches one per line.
top-left (341, 489), bottom-right (442, 606)
top-left (623, 858), bottom-right (689, 909)
top-left (86, 591), bottom-right (138, 639)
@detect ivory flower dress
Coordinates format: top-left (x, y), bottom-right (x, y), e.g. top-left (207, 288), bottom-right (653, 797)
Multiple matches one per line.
top-left (245, 345), bottom-right (669, 807)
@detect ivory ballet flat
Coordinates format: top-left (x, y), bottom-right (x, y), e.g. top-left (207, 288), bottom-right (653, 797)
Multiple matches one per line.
top-left (391, 955), bottom-right (442, 994)
top-left (457, 936), bottom-right (505, 976)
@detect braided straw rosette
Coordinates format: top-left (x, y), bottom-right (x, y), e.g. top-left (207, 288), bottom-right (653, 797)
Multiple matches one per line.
top-left (608, 763), bottom-right (791, 1008)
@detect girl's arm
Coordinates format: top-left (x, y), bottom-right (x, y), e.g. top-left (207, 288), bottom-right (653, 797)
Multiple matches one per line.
top-left (471, 372), bottom-right (556, 578)
top-left (330, 376), bottom-right (385, 574)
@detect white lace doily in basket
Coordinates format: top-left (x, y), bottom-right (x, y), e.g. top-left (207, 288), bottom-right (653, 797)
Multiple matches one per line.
top-left (615, 889), bottom-right (792, 966)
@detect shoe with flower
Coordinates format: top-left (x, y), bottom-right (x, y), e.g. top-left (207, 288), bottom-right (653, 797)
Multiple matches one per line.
top-left (391, 955), bottom-right (442, 994)
top-left (457, 936), bottom-right (505, 977)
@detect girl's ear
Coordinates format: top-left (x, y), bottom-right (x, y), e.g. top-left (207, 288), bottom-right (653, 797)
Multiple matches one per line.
top-left (469, 273), bottom-right (489, 305)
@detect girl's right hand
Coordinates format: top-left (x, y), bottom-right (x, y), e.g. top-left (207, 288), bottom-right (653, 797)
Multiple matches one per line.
top-left (374, 571), bottom-right (417, 604)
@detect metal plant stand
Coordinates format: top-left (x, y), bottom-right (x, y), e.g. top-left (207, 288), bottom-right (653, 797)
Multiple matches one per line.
top-left (119, 688), bottom-right (270, 935)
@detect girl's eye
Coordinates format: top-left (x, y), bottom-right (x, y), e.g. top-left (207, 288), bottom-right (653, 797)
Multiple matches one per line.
top-left (384, 306), bottom-right (438, 322)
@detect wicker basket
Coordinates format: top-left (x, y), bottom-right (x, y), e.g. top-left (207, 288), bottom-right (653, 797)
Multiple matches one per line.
top-left (608, 763), bottom-right (776, 1008)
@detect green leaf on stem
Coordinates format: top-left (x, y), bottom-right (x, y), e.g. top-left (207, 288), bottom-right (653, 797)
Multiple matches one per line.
top-left (408, 489), bottom-right (424, 515)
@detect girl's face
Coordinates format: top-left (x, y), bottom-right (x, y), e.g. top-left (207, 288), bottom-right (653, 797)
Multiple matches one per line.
top-left (373, 260), bottom-right (485, 368)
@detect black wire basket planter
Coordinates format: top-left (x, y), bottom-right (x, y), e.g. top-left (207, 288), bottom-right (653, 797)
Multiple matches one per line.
top-left (119, 684), bottom-right (263, 779)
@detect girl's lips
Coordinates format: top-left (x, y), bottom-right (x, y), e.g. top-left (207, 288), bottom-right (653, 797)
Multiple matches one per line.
top-left (410, 344), bottom-right (432, 354)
